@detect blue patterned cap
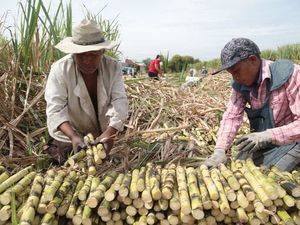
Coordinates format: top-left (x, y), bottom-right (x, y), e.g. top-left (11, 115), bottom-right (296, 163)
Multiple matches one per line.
top-left (212, 38), bottom-right (260, 75)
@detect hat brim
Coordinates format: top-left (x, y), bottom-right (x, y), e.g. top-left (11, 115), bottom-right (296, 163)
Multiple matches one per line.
top-left (211, 58), bottom-right (243, 75)
top-left (55, 37), bottom-right (118, 54)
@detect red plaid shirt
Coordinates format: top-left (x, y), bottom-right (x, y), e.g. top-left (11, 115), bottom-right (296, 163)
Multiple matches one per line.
top-left (216, 59), bottom-right (300, 151)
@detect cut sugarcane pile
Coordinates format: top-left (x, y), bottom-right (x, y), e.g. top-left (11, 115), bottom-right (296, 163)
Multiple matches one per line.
top-left (0, 159), bottom-right (299, 225)
top-left (63, 134), bottom-right (107, 175)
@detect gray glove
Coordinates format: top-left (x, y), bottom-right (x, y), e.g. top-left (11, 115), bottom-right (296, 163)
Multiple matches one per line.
top-left (235, 131), bottom-right (273, 156)
top-left (203, 148), bottom-right (227, 168)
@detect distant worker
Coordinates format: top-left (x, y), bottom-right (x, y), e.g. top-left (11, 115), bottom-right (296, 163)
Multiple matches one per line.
top-left (148, 55), bottom-right (163, 80)
top-left (201, 66), bottom-right (208, 75)
top-left (204, 38), bottom-right (300, 171)
top-left (189, 68), bottom-right (197, 77)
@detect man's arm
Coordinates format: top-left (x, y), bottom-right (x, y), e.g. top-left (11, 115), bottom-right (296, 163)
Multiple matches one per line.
top-left (45, 65), bottom-right (84, 151)
top-left (45, 66), bottom-right (70, 138)
top-left (105, 67), bottom-right (129, 132)
top-left (98, 65), bottom-right (128, 152)
top-left (267, 66), bottom-right (300, 145)
top-left (215, 89), bottom-right (246, 151)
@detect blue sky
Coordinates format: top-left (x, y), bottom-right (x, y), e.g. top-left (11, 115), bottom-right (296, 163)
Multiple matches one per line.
top-left (1, 0), bottom-right (300, 61)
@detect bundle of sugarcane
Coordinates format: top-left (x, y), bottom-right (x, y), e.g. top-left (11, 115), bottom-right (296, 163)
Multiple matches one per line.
top-left (1, 159), bottom-right (300, 225)
top-left (64, 133), bottom-right (107, 175)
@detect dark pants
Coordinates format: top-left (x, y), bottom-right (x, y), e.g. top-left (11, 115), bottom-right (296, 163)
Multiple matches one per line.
top-left (44, 139), bottom-right (73, 165)
top-left (148, 72), bottom-right (159, 80)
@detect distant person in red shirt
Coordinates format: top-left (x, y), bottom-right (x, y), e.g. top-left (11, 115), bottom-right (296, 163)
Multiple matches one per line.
top-left (148, 55), bottom-right (163, 80)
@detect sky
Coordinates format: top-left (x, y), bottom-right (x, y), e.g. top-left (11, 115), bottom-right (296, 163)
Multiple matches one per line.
top-left (1, 0), bottom-right (300, 61)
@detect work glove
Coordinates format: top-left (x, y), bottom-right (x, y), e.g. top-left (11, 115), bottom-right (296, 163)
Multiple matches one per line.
top-left (203, 148), bottom-right (227, 168)
top-left (71, 135), bottom-right (86, 153)
top-left (235, 131), bottom-right (273, 156)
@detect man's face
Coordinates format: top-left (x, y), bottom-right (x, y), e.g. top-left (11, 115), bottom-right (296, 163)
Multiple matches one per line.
top-left (227, 56), bottom-right (261, 86)
top-left (75, 50), bottom-right (104, 74)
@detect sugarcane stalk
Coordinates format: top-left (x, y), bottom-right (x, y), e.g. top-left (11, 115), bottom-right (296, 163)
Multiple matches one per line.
top-left (0, 172), bottom-right (9, 184)
top-left (87, 172), bottom-right (117, 208)
top-left (97, 143), bottom-right (106, 159)
top-left (19, 174), bottom-right (44, 225)
top-left (162, 164), bottom-right (176, 200)
top-left (245, 159), bottom-right (278, 200)
top-left (129, 168), bottom-right (139, 199)
top-left (137, 167), bottom-right (146, 192)
top-left (66, 179), bottom-right (85, 219)
top-left (0, 171), bottom-right (36, 205)
top-left (196, 169), bottom-right (212, 210)
top-left (78, 175), bottom-right (93, 201)
top-left (186, 167), bottom-right (204, 220)
top-left (199, 165), bottom-right (219, 201)
top-left (150, 164), bottom-right (162, 200)
top-left (219, 163), bottom-right (240, 191)
top-left (43, 170), bottom-right (67, 202)
top-left (64, 150), bottom-right (86, 167)
top-left (277, 209), bottom-right (294, 225)
top-left (97, 198), bottom-right (110, 217)
top-left (113, 173), bottom-right (125, 191)
top-left (46, 171), bottom-right (77, 214)
top-left (237, 163), bottom-right (272, 207)
top-left (210, 169), bottom-right (230, 215)
top-left (0, 166), bottom-right (32, 194)
top-left (86, 148), bottom-right (96, 175)
top-left (176, 166), bottom-right (191, 215)
top-left (40, 213), bottom-right (54, 225)
top-left (142, 164), bottom-right (152, 203)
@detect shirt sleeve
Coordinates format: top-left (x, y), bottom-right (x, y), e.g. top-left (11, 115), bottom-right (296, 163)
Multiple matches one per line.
top-left (45, 65), bottom-right (69, 137)
top-left (105, 65), bottom-right (129, 131)
top-left (215, 89), bottom-right (246, 150)
top-left (268, 66), bottom-right (300, 145)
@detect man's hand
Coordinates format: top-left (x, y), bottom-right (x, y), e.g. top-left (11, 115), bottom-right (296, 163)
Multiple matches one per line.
top-left (71, 135), bottom-right (86, 153)
top-left (235, 131), bottom-right (273, 155)
top-left (93, 126), bottom-right (118, 154)
top-left (203, 148), bottom-right (227, 168)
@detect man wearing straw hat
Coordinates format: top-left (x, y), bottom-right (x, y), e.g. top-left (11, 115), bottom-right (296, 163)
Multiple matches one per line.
top-left (45, 19), bottom-right (128, 164)
top-left (204, 38), bottom-right (300, 171)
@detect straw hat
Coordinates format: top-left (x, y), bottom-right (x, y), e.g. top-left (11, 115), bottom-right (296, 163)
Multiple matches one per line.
top-left (55, 19), bottom-right (117, 54)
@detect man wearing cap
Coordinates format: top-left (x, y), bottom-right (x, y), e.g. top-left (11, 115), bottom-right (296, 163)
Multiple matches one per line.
top-left (204, 38), bottom-right (300, 171)
top-left (44, 19), bottom-right (128, 164)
